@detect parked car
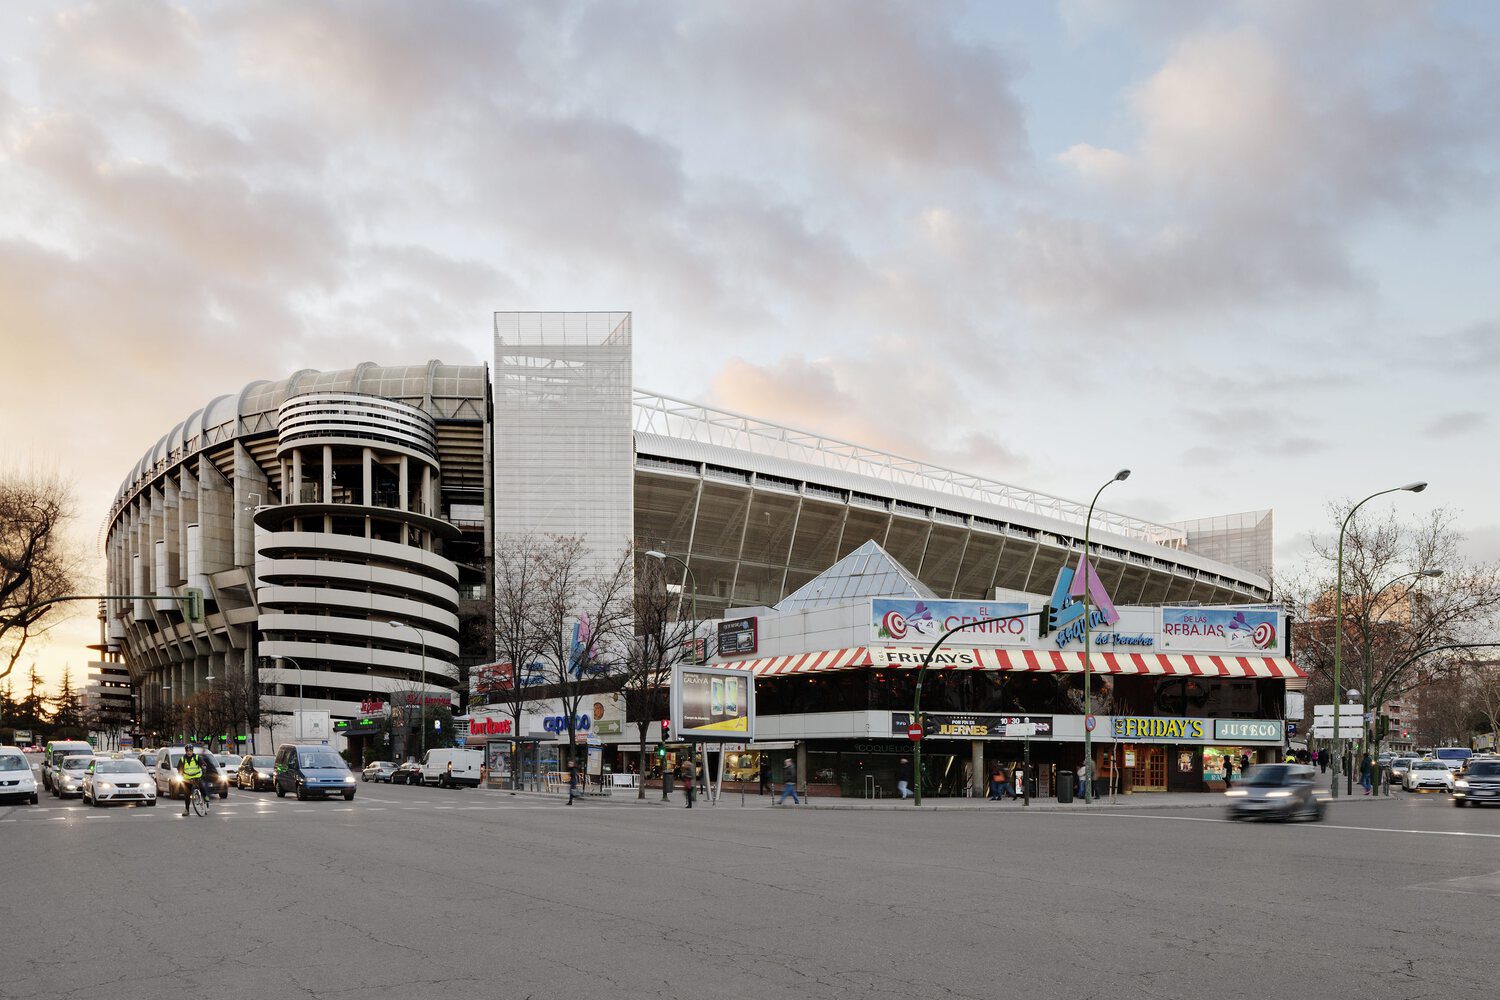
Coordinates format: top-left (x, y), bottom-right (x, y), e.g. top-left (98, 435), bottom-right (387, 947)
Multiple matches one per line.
top-left (236, 755), bottom-right (275, 790)
top-left (273, 744), bottom-right (357, 801)
top-left (361, 761), bottom-right (397, 783)
top-left (390, 760), bottom-right (423, 785)
top-left (41, 741), bottom-right (93, 792)
top-left (1453, 759), bottom-right (1500, 807)
top-left (83, 757), bottom-right (156, 807)
top-left (420, 748), bottom-right (483, 788)
top-left (1404, 759), bottom-right (1454, 792)
top-left (0, 746), bottom-right (39, 805)
top-left (52, 755), bottom-right (94, 799)
top-left (1224, 764), bottom-right (1326, 822)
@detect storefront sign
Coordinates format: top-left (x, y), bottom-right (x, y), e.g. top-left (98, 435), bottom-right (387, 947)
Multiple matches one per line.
top-left (468, 716), bottom-right (514, 737)
top-left (871, 647), bottom-right (982, 668)
top-left (872, 599), bottom-right (1030, 647)
top-left (1213, 719), bottom-right (1283, 742)
top-left (717, 617), bottom-right (758, 656)
top-left (542, 714), bottom-right (591, 733)
top-left (1048, 558), bottom-right (1154, 649)
top-left (1111, 717), bottom-right (1208, 741)
top-left (891, 713), bottom-right (1053, 740)
top-left (1160, 608), bottom-right (1281, 652)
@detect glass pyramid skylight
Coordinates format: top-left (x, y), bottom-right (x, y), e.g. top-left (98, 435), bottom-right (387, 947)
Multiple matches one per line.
top-left (775, 539), bottom-right (938, 612)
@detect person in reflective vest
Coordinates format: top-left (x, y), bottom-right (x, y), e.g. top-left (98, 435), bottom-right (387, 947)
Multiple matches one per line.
top-left (179, 747), bottom-right (208, 815)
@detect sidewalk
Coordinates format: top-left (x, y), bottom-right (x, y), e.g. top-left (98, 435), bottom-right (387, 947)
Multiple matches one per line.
top-left (473, 784), bottom-right (1404, 811)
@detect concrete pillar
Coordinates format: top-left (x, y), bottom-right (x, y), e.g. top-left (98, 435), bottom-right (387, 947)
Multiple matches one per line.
top-left (399, 455), bottom-right (409, 512)
top-left (362, 448), bottom-right (373, 505)
top-left (292, 450), bottom-right (303, 503)
top-left (971, 740), bottom-right (985, 796)
top-left (421, 465), bottom-right (433, 517)
top-left (323, 445), bottom-right (333, 503)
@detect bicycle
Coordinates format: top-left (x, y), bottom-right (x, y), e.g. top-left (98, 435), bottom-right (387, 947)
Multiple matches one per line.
top-left (188, 782), bottom-right (209, 817)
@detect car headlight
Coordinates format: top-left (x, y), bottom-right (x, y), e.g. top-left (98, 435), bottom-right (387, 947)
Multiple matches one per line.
top-left (1455, 779), bottom-right (1469, 788)
top-left (1224, 790), bottom-right (1247, 797)
top-left (258, 770), bottom-right (272, 779)
top-left (1266, 790), bottom-right (1293, 798)
top-left (345, 776), bottom-right (356, 783)
top-left (171, 775), bottom-right (182, 785)
top-left (98, 782), bottom-right (115, 792)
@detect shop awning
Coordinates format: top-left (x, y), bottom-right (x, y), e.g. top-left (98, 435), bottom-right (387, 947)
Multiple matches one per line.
top-left (725, 647), bottom-right (1305, 679)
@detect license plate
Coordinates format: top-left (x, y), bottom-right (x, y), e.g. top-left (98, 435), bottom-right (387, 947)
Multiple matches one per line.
top-left (1476, 789), bottom-right (1495, 797)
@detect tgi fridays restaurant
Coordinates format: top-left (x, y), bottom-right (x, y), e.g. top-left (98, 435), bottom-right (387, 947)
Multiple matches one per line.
top-left (705, 543), bottom-right (1304, 799)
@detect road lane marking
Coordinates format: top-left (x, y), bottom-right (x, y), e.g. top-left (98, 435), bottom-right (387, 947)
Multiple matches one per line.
top-left (1082, 812), bottom-right (1500, 839)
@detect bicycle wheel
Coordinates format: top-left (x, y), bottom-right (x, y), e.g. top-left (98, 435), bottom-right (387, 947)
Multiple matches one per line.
top-left (190, 786), bottom-right (208, 817)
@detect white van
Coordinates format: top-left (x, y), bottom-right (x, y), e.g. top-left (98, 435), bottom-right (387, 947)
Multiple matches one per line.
top-left (420, 748), bottom-right (483, 788)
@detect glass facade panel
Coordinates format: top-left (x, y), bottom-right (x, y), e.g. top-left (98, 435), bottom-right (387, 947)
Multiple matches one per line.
top-left (884, 516), bottom-right (930, 576)
top-left (691, 483), bottom-right (751, 561)
top-left (917, 524), bottom-right (968, 598)
top-left (839, 507), bottom-right (890, 558)
top-left (953, 532), bottom-right (1003, 599)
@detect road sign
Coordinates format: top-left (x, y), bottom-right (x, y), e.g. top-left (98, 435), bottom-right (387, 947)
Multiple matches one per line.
top-left (1287, 723), bottom-right (1298, 736)
top-left (1007, 723), bottom-right (1039, 738)
top-left (907, 723), bottom-right (923, 741)
top-left (1084, 714), bottom-right (1097, 732)
top-left (1311, 723), bottom-right (1363, 739)
top-left (1313, 704), bottom-right (1364, 717)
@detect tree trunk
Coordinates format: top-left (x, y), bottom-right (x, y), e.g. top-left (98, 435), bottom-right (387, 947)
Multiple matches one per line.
top-left (637, 725), bottom-right (649, 799)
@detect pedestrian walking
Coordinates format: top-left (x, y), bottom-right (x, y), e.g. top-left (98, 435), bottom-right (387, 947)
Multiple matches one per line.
top-left (1076, 760), bottom-right (1090, 798)
top-left (566, 760), bottom-right (580, 805)
top-left (897, 757), bottom-right (913, 800)
top-left (1359, 752), bottom-right (1373, 795)
top-left (778, 757), bottom-right (800, 805)
top-left (1317, 747), bottom-right (1328, 773)
top-left (682, 759), bottom-right (696, 808)
top-left (1240, 753), bottom-right (1251, 772)
top-left (1223, 755), bottom-right (1235, 789)
top-left (988, 764), bottom-right (1006, 801)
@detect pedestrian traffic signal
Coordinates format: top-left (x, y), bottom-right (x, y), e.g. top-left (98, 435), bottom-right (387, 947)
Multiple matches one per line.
top-left (656, 743), bottom-right (666, 759)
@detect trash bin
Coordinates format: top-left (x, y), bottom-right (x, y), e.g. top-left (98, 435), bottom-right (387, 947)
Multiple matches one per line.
top-left (1056, 770), bottom-right (1074, 803)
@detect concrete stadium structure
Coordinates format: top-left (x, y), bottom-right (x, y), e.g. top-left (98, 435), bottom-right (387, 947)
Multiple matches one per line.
top-left (104, 312), bottom-right (1270, 744)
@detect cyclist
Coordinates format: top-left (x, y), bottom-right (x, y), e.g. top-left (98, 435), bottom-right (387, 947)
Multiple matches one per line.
top-left (178, 745), bottom-right (211, 815)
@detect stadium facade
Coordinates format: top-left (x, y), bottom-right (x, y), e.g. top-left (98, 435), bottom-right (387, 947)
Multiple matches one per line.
top-left (104, 311), bottom-right (1272, 746)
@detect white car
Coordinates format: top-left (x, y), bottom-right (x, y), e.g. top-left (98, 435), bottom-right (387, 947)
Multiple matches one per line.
top-left (153, 747), bottom-right (189, 798)
top-left (1404, 759), bottom-right (1454, 792)
top-left (52, 755), bottom-right (93, 799)
top-left (0, 746), bottom-right (39, 805)
top-left (83, 757), bottom-right (157, 807)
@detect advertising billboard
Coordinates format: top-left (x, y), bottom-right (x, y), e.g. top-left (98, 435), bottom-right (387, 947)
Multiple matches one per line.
top-left (671, 664), bottom-right (755, 742)
top-left (717, 617), bottom-right (758, 656)
top-left (872, 599), bottom-right (1030, 647)
top-left (1159, 607), bottom-right (1281, 652)
top-left (890, 712), bottom-right (1053, 740)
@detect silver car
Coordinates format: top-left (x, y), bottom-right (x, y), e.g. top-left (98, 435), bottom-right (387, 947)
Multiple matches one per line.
top-left (83, 758), bottom-right (157, 807)
top-left (1225, 764), bottom-right (1327, 822)
top-left (52, 755), bottom-right (93, 799)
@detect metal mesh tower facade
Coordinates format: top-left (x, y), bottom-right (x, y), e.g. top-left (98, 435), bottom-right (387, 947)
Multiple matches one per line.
top-left (493, 312), bottom-right (634, 578)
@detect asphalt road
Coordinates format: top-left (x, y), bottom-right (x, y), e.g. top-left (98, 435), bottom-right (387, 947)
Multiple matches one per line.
top-left (2, 782), bottom-right (1497, 1000)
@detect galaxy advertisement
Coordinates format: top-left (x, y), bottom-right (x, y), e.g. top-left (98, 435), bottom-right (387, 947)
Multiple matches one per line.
top-left (1158, 607), bottom-right (1282, 652)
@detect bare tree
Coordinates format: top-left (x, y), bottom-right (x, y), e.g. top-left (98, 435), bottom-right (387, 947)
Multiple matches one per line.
top-left (1280, 505), bottom-right (1500, 758)
top-left (619, 554), bottom-right (697, 798)
top-left (1, 471), bottom-right (80, 682)
top-left (530, 536), bottom-right (634, 766)
top-left (490, 532), bottom-right (551, 788)
top-left (1466, 660), bottom-right (1500, 749)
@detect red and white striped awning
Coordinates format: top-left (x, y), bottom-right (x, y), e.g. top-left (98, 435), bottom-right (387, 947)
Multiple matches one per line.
top-left (723, 647), bottom-right (1305, 680)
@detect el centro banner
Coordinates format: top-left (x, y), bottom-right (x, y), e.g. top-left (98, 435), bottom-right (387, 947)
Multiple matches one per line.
top-left (872, 599), bottom-right (1031, 648)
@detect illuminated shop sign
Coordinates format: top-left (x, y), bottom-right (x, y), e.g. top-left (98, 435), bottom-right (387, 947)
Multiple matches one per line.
top-left (891, 712), bottom-right (1053, 740)
top-left (1213, 719), bottom-right (1283, 742)
top-left (1112, 717), bottom-right (1208, 741)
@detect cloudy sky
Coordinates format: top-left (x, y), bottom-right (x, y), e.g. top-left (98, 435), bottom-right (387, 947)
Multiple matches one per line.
top-left (3, 1), bottom-right (1498, 692)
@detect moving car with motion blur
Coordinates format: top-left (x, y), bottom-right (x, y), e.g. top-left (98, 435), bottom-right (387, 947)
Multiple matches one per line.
top-left (236, 755), bottom-right (275, 790)
top-left (1453, 759), bottom-right (1500, 807)
top-left (83, 757), bottom-right (156, 807)
top-left (1224, 764), bottom-right (1326, 822)
top-left (52, 755), bottom-right (93, 799)
top-left (0, 746), bottom-right (39, 805)
top-left (1404, 759), bottom-right (1454, 792)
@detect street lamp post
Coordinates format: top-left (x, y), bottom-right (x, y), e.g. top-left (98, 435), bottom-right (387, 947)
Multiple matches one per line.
top-left (912, 610), bottom-right (1045, 807)
top-left (1081, 469), bottom-right (1130, 805)
top-left (273, 655), bottom-right (305, 739)
top-left (387, 621), bottom-right (428, 757)
top-left (645, 550), bottom-right (700, 802)
top-left (1332, 481), bottom-right (1426, 798)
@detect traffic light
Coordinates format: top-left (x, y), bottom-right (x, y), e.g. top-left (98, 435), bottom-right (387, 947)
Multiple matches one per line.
top-left (921, 713), bottom-right (937, 737)
top-left (661, 719), bottom-right (672, 742)
top-left (1037, 603), bottom-right (1053, 639)
top-left (1377, 715), bottom-right (1390, 740)
top-left (656, 743), bottom-right (666, 759)
top-left (183, 587), bottom-right (205, 624)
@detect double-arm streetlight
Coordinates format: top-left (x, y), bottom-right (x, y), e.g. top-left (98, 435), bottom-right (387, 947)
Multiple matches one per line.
top-left (1081, 469), bottom-right (1130, 804)
top-left (1331, 481), bottom-right (1426, 797)
top-left (387, 621), bottom-right (429, 756)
